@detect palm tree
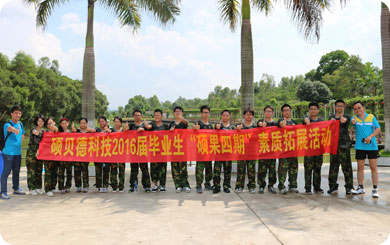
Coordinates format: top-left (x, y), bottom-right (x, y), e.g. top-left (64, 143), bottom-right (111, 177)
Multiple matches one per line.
top-left (381, 2), bottom-right (390, 152)
top-left (217, 0), bottom-right (346, 111)
top-left (27, 0), bottom-right (180, 127)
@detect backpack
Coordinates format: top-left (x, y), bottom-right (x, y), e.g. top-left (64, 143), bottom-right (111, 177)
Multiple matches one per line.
top-left (0, 121), bottom-right (24, 151)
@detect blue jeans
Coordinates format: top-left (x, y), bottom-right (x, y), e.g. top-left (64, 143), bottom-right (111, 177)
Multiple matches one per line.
top-left (1, 154), bottom-right (21, 193)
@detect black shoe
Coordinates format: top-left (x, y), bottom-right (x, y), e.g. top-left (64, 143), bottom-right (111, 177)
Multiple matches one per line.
top-left (204, 183), bottom-right (213, 191)
top-left (327, 187), bottom-right (338, 194)
top-left (213, 187), bottom-right (220, 193)
top-left (128, 188), bottom-right (134, 193)
top-left (314, 188), bottom-right (324, 194)
top-left (305, 189), bottom-right (312, 195)
top-left (346, 188), bottom-right (353, 195)
top-left (223, 188), bottom-right (230, 193)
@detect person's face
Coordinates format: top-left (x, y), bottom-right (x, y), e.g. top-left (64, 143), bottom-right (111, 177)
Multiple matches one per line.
top-left (353, 103), bottom-right (365, 116)
top-left (99, 118), bottom-right (107, 128)
top-left (154, 112), bottom-right (162, 122)
top-left (114, 119), bottom-right (122, 128)
top-left (221, 112), bottom-right (230, 123)
top-left (335, 102), bottom-right (345, 114)
top-left (133, 112), bottom-right (142, 122)
top-left (244, 112), bottom-right (253, 122)
top-left (282, 106), bottom-right (291, 118)
top-left (11, 110), bottom-right (21, 121)
top-left (47, 119), bottom-right (55, 129)
top-left (37, 118), bottom-right (45, 128)
top-left (309, 106), bottom-right (319, 117)
top-left (60, 120), bottom-right (69, 130)
top-left (80, 119), bottom-right (88, 130)
top-left (201, 109), bottom-right (210, 121)
top-left (264, 108), bottom-right (273, 118)
top-left (174, 109), bottom-right (183, 119)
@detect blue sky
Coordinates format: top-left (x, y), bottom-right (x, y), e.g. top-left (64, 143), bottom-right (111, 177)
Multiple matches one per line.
top-left (0, 0), bottom-right (387, 110)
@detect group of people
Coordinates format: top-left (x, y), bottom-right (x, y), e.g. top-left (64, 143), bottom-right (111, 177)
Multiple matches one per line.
top-left (0, 99), bottom-right (382, 200)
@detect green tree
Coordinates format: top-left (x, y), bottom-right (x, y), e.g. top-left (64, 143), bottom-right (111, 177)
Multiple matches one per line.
top-left (27, 0), bottom-right (181, 127)
top-left (296, 80), bottom-right (332, 103)
top-left (313, 50), bottom-right (349, 81)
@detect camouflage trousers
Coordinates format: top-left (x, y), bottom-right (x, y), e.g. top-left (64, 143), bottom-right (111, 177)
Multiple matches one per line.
top-left (58, 161), bottom-right (73, 190)
top-left (110, 163), bottom-right (125, 190)
top-left (171, 162), bottom-right (190, 188)
top-left (329, 147), bottom-right (353, 190)
top-left (278, 157), bottom-right (298, 190)
top-left (74, 162), bottom-right (89, 188)
top-left (43, 161), bottom-right (58, 192)
top-left (304, 155), bottom-right (323, 190)
top-left (26, 150), bottom-right (43, 190)
top-left (257, 159), bottom-right (277, 188)
top-left (150, 162), bottom-right (167, 187)
top-left (130, 163), bottom-right (151, 189)
top-left (195, 161), bottom-right (212, 188)
top-left (213, 161), bottom-right (232, 189)
top-left (95, 162), bottom-right (110, 188)
top-left (235, 160), bottom-right (256, 189)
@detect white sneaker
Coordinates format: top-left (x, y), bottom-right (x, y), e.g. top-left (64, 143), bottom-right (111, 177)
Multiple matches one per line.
top-left (30, 189), bottom-right (38, 196)
top-left (99, 188), bottom-right (104, 193)
top-left (184, 187), bottom-right (191, 193)
top-left (176, 187), bottom-right (182, 193)
top-left (352, 186), bottom-right (365, 195)
top-left (52, 189), bottom-right (59, 193)
top-left (46, 191), bottom-right (54, 197)
top-left (36, 189), bottom-right (44, 195)
top-left (372, 189), bottom-right (380, 198)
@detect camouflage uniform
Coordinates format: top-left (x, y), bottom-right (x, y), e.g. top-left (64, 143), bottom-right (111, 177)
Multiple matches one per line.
top-left (195, 120), bottom-right (213, 188)
top-left (303, 116), bottom-right (323, 191)
top-left (58, 161), bottom-right (73, 190)
top-left (235, 121), bottom-right (257, 190)
top-left (257, 119), bottom-right (277, 189)
top-left (110, 163), bottom-right (125, 191)
top-left (328, 114), bottom-right (353, 190)
top-left (277, 118), bottom-right (298, 190)
top-left (95, 127), bottom-right (110, 189)
top-left (129, 122), bottom-right (151, 189)
top-left (74, 162), bottom-right (89, 188)
top-left (26, 128), bottom-right (44, 190)
top-left (149, 121), bottom-right (170, 187)
top-left (213, 123), bottom-right (235, 189)
top-left (43, 161), bottom-right (57, 192)
top-left (169, 120), bottom-right (190, 189)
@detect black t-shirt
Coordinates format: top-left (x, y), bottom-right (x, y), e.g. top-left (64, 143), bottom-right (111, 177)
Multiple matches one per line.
top-left (110, 127), bottom-right (122, 132)
top-left (257, 119), bottom-right (277, 127)
top-left (302, 116), bottom-right (323, 124)
top-left (239, 121), bottom-right (257, 129)
top-left (128, 122), bottom-right (145, 131)
top-left (150, 121), bottom-right (170, 131)
top-left (95, 127), bottom-right (110, 133)
top-left (197, 120), bottom-right (213, 129)
top-left (217, 122), bottom-right (236, 130)
top-left (328, 114), bottom-right (351, 148)
top-left (169, 120), bottom-right (188, 129)
top-left (277, 118), bottom-right (297, 127)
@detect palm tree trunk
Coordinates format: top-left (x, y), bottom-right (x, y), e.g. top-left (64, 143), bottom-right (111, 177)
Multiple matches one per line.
top-left (82, 0), bottom-right (96, 128)
top-left (381, 2), bottom-right (390, 151)
top-left (241, 0), bottom-right (254, 111)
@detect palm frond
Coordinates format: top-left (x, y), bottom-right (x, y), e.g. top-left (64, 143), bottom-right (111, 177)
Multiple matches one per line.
top-left (251, 0), bottom-right (273, 16)
top-left (134, 0), bottom-right (180, 26)
top-left (99, 0), bottom-right (141, 30)
top-left (217, 0), bottom-right (240, 31)
top-left (35, 0), bottom-right (71, 28)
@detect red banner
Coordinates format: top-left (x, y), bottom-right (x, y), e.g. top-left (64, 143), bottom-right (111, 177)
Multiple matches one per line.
top-left (37, 121), bottom-right (339, 163)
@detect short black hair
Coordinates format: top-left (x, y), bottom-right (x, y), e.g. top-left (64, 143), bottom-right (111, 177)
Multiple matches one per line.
top-left (243, 108), bottom-right (255, 116)
top-left (352, 101), bottom-right (364, 107)
top-left (200, 105), bottom-right (210, 113)
top-left (113, 116), bottom-right (122, 123)
top-left (154, 109), bottom-right (163, 115)
top-left (173, 106), bottom-right (184, 112)
top-left (33, 114), bottom-right (45, 126)
top-left (220, 109), bottom-right (230, 115)
top-left (263, 105), bottom-right (274, 112)
top-left (45, 117), bottom-right (55, 126)
top-left (79, 117), bottom-right (88, 123)
top-left (10, 105), bottom-right (22, 113)
top-left (133, 109), bottom-right (142, 116)
top-left (309, 102), bottom-right (319, 109)
top-left (335, 99), bottom-right (345, 105)
top-left (281, 104), bottom-right (291, 111)
top-left (98, 116), bottom-right (107, 122)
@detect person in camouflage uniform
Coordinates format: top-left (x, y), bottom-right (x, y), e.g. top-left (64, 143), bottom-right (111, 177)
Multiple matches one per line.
top-left (277, 104), bottom-right (299, 194)
top-left (43, 117), bottom-right (59, 196)
top-left (26, 114), bottom-right (45, 196)
top-left (328, 99), bottom-right (354, 195)
top-left (126, 110), bottom-right (151, 192)
top-left (72, 117), bottom-right (95, 193)
top-left (302, 102), bottom-right (324, 194)
top-left (95, 116), bottom-right (111, 193)
top-left (257, 106), bottom-right (278, 194)
top-left (148, 109), bottom-right (170, 192)
top-left (193, 105), bottom-right (213, 194)
top-left (213, 109), bottom-right (235, 193)
top-left (57, 118), bottom-right (73, 193)
top-left (235, 108), bottom-right (257, 194)
top-left (110, 117), bottom-right (125, 192)
top-left (169, 106), bottom-right (191, 193)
